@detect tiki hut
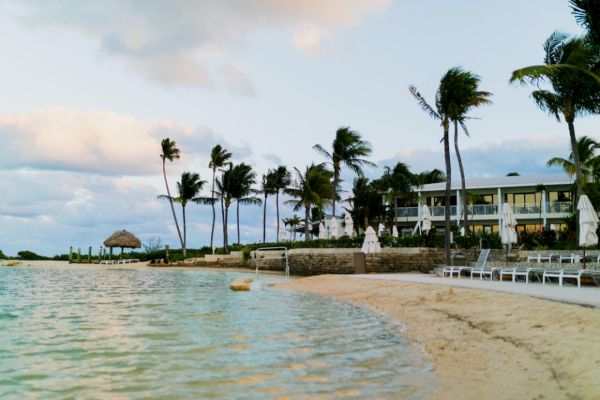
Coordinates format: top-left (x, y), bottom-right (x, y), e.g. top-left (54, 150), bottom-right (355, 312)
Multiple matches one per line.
top-left (103, 230), bottom-right (141, 260)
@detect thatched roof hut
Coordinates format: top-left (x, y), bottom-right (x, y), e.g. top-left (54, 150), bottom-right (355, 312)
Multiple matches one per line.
top-left (103, 230), bottom-right (141, 250)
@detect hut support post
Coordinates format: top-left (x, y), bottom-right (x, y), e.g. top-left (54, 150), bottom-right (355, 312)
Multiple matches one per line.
top-left (77, 248), bottom-right (81, 263)
top-left (88, 246), bottom-right (92, 264)
top-left (165, 245), bottom-right (170, 264)
top-left (109, 247), bottom-right (113, 261)
top-left (120, 247), bottom-right (124, 261)
top-left (69, 246), bottom-right (73, 264)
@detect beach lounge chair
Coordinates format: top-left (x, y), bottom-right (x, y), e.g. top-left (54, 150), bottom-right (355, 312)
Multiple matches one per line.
top-left (543, 263), bottom-right (600, 287)
top-left (526, 252), bottom-right (553, 263)
top-left (499, 262), bottom-right (545, 283)
top-left (470, 258), bottom-right (500, 280)
top-left (443, 249), bottom-right (490, 278)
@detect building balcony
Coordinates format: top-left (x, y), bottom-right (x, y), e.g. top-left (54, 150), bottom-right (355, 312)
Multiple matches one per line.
top-left (395, 201), bottom-right (573, 221)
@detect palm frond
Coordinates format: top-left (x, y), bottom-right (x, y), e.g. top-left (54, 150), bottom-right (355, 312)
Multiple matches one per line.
top-left (409, 85), bottom-right (441, 120)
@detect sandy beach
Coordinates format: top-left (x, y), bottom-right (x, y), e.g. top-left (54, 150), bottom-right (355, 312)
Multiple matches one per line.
top-left (275, 275), bottom-right (600, 400)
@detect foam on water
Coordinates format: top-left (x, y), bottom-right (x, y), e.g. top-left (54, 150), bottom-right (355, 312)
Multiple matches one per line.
top-left (0, 267), bottom-right (434, 399)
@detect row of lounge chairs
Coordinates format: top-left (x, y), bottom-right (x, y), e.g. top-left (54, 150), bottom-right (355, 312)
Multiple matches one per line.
top-left (526, 251), bottom-right (600, 264)
top-left (442, 250), bottom-right (600, 287)
top-left (99, 259), bottom-right (140, 265)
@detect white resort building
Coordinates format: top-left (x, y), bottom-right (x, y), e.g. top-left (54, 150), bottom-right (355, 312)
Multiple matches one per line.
top-left (395, 173), bottom-right (574, 235)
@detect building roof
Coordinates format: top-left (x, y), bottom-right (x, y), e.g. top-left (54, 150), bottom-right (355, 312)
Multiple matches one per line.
top-left (416, 173), bottom-right (573, 192)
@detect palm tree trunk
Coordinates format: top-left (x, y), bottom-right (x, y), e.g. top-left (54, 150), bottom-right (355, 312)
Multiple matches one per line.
top-left (393, 192), bottom-right (398, 231)
top-left (364, 206), bottom-right (369, 230)
top-left (221, 196), bottom-right (226, 252)
top-left (224, 203), bottom-right (229, 253)
top-left (163, 160), bottom-right (184, 249)
top-left (210, 168), bottom-right (216, 249)
top-left (568, 119), bottom-right (582, 242)
top-left (454, 122), bottom-right (468, 235)
top-left (263, 194), bottom-right (268, 243)
top-left (182, 205), bottom-right (187, 259)
top-left (304, 205), bottom-right (310, 241)
top-left (332, 172), bottom-right (338, 217)
top-left (237, 201), bottom-right (241, 245)
top-left (443, 127), bottom-right (452, 265)
top-left (276, 191), bottom-right (280, 241)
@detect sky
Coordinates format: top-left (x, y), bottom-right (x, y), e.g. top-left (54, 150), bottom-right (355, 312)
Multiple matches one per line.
top-left (0, 0), bottom-right (597, 256)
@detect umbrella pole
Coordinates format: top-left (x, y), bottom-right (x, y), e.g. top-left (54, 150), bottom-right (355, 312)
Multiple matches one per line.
top-left (505, 244), bottom-right (508, 268)
top-left (583, 246), bottom-right (586, 269)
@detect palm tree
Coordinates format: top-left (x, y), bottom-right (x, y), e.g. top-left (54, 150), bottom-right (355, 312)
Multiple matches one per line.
top-left (381, 162), bottom-right (414, 228)
top-left (283, 214), bottom-right (302, 241)
top-left (348, 176), bottom-right (386, 230)
top-left (535, 183), bottom-right (547, 228)
top-left (410, 68), bottom-right (468, 265)
top-left (271, 166), bottom-right (292, 241)
top-left (229, 163), bottom-right (261, 245)
top-left (571, 0), bottom-right (600, 46)
top-left (208, 145), bottom-right (232, 250)
top-left (285, 164), bottom-right (334, 241)
top-left (158, 172), bottom-right (206, 258)
top-left (446, 68), bottom-right (493, 234)
top-left (414, 169), bottom-right (446, 185)
top-left (160, 138), bottom-right (184, 251)
top-left (260, 171), bottom-right (277, 243)
top-left (547, 135), bottom-right (600, 183)
top-left (313, 127), bottom-right (376, 217)
top-left (511, 32), bottom-right (600, 206)
top-left (216, 165), bottom-right (235, 253)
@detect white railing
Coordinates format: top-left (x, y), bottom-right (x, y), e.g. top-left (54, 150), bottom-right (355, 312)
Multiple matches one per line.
top-left (545, 201), bottom-right (572, 214)
top-left (396, 207), bottom-right (418, 217)
top-left (254, 247), bottom-right (289, 277)
top-left (396, 201), bottom-right (573, 218)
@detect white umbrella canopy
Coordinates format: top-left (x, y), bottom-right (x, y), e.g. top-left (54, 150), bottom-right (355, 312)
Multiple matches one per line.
top-left (344, 213), bottom-right (355, 237)
top-left (578, 195), bottom-right (599, 247)
top-left (377, 223), bottom-right (385, 236)
top-left (421, 205), bottom-right (432, 235)
top-left (392, 225), bottom-right (399, 238)
top-left (329, 217), bottom-right (339, 239)
top-left (361, 226), bottom-right (382, 254)
top-left (501, 204), bottom-right (518, 245)
top-left (318, 222), bottom-right (327, 240)
top-left (278, 220), bottom-right (286, 242)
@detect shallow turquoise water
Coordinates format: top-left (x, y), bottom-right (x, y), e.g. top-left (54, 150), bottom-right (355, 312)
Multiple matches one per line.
top-left (0, 267), bottom-right (433, 399)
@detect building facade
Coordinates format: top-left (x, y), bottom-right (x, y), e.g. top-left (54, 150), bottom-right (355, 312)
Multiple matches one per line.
top-left (395, 174), bottom-right (573, 234)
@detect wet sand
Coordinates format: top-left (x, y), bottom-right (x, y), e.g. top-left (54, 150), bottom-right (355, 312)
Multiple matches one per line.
top-left (275, 275), bottom-right (600, 400)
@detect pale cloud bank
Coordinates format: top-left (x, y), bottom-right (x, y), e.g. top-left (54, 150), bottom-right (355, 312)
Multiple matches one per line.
top-left (10, 0), bottom-right (390, 89)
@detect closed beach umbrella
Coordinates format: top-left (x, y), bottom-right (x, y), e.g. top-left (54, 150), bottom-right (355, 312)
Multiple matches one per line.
top-left (421, 205), bottom-right (432, 235)
top-left (103, 230), bottom-right (142, 260)
top-left (361, 226), bottom-right (382, 254)
top-left (378, 223), bottom-right (385, 236)
top-left (329, 217), bottom-right (339, 239)
top-left (501, 204), bottom-right (518, 266)
top-left (392, 225), bottom-right (399, 238)
top-left (278, 220), bottom-right (286, 242)
top-left (318, 222), bottom-right (327, 240)
top-left (578, 195), bottom-right (598, 266)
top-left (344, 213), bottom-right (354, 237)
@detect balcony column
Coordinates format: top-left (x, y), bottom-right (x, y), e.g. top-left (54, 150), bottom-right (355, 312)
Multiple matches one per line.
top-left (542, 190), bottom-right (547, 228)
top-left (497, 187), bottom-right (502, 231)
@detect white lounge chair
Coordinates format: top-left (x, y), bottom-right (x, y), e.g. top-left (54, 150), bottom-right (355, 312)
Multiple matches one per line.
top-left (443, 249), bottom-right (490, 278)
top-left (526, 252), bottom-right (553, 263)
top-left (470, 259), bottom-right (500, 280)
top-left (543, 263), bottom-right (600, 287)
top-left (499, 262), bottom-right (545, 283)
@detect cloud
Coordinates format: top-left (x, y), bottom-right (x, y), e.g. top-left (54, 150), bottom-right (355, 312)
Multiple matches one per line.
top-left (0, 108), bottom-right (250, 176)
top-left (10, 0), bottom-right (390, 88)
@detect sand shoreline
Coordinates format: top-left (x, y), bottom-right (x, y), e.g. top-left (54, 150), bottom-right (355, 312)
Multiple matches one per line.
top-left (274, 275), bottom-right (600, 400)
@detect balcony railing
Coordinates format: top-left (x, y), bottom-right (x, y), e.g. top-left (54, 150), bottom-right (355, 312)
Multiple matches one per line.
top-left (396, 201), bottom-right (573, 218)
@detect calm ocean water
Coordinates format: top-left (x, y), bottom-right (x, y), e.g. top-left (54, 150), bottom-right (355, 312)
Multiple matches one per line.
top-left (0, 267), bottom-right (433, 399)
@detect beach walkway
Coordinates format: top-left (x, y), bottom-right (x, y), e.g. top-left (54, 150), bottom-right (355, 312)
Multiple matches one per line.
top-left (352, 273), bottom-right (600, 307)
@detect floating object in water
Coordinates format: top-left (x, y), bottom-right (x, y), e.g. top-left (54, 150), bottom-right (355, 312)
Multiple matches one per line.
top-left (230, 277), bottom-right (253, 291)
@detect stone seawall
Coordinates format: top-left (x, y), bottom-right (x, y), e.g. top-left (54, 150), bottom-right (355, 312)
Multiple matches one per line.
top-left (187, 247), bottom-right (511, 276)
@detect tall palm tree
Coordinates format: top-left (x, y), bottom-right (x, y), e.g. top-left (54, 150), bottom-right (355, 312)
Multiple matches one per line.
top-left (414, 169), bottom-right (446, 186)
top-left (547, 135), bottom-right (600, 183)
top-left (283, 214), bottom-right (302, 241)
top-left (158, 172), bottom-right (206, 258)
top-left (381, 162), bottom-right (414, 228)
top-left (511, 32), bottom-right (600, 205)
top-left (271, 166), bottom-right (292, 240)
top-left (260, 171), bottom-right (277, 243)
top-left (348, 176), bottom-right (386, 230)
top-left (410, 68), bottom-right (468, 264)
top-left (229, 163), bottom-right (261, 245)
top-left (285, 164), bottom-right (334, 241)
top-left (446, 68), bottom-right (493, 234)
top-left (313, 127), bottom-right (376, 217)
top-left (571, 0), bottom-right (600, 46)
top-left (160, 138), bottom-right (184, 251)
top-left (208, 145), bottom-right (232, 250)
top-left (216, 165), bottom-right (235, 253)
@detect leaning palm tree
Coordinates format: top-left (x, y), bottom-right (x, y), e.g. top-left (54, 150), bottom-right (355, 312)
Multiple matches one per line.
top-left (446, 68), bottom-right (493, 234)
top-left (158, 172), bottom-right (206, 258)
top-left (229, 163), bottom-right (261, 245)
top-left (547, 135), bottom-right (600, 184)
top-left (285, 164), bottom-right (334, 241)
top-left (260, 171), bottom-right (277, 243)
top-left (271, 166), bottom-right (292, 241)
top-left (313, 127), bottom-right (376, 217)
top-left (160, 138), bottom-right (184, 251)
top-left (511, 32), bottom-right (600, 206)
top-left (208, 145), bottom-right (232, 250)
top-left (410, 68), bottom-right (468, 265)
